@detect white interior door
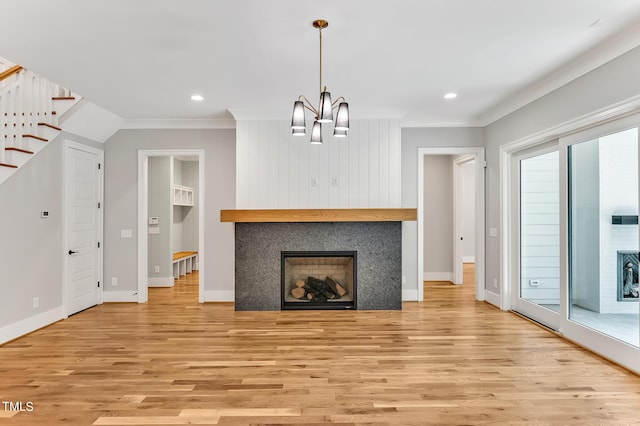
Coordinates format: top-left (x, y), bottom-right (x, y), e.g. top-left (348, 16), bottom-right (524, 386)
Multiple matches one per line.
top-left (65, 142), bottom-right (103, 315)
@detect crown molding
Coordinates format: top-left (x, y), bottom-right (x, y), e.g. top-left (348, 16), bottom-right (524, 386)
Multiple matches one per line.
top-left (479, 20), bottom-right (640, 127)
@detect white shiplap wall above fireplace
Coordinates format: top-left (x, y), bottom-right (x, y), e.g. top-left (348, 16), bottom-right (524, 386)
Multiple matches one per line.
top-left (236, 119), bottom-right (401, 209)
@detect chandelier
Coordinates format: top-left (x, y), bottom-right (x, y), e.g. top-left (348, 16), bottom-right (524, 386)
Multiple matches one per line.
top-left (291, 19), bottom-right (349, 144)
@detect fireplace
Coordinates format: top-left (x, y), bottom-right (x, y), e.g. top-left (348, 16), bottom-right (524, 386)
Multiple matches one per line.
top-left (282, 251), bottom-right (356, 310)
top-left (617, 250), bottom-right (639, 301)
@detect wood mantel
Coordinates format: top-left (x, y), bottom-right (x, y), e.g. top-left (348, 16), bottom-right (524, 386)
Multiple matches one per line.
top-left (220, 208), bottom-right (417, 223)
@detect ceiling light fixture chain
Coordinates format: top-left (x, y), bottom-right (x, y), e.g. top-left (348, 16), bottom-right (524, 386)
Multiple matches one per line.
top-left (291, 19), bottom-right (349, 143)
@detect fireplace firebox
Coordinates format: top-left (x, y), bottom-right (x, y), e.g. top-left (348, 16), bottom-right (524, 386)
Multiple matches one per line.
top-left (282, 251), bottom-right (356, 310)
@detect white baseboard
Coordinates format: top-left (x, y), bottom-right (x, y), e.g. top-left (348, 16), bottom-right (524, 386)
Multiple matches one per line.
top-left (103, 291), bottom-right (138, 302)
top-left (402, 289), bottom-right (419, 301)
top-left (463, 256), bottom-right (476, 263)
top-left (148, 277), bottom-right (174, 287)
top-left (204, 290), bottom-right (234, 302)
top-left (484, 290), bottom-right (502, 309)
top-left (423, 272), bottom-right (453, 282)
top-left (0, 306), bottom-right (65, 345)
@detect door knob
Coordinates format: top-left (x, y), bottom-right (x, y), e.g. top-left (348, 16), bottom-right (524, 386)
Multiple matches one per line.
top-left (68, 250), bottom-right (78, 255)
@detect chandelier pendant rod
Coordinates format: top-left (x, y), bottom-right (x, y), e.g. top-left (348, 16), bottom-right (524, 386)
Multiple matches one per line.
top-left (319, 24), bottom-right (323, 98)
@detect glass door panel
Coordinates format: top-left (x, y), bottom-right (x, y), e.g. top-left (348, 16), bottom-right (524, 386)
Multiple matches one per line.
top-left (568, 127), bottom-right (639, 347)
top-left (521, 151), bottom-right (560, 311)
top-left (512, 146), bottom-right (560, 329)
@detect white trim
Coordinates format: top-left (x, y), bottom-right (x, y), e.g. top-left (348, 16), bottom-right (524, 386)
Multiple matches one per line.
top-left (0, 307), bottom-right (65, 345)
top-left (102, 291), bottom-right (139, 303)
top-left (423, 272), bottom-right (454, 282)
top-left (484, 291), bottom-right (501, 309)
top-left (417, 147), bottom-right (486, 303)
top-left (148, 277), bottom-right (175, 287)
top-left (63, 141), bottom-right (104, 316)
top-left (402, 289), bottom-right (419, 301)
top-left (204, 290), bottom-right (235, 302)
top-left (138, 149), bottom-right (205, 304)
top-left (463, 256), bottom-right (475, 263)
top-left (123, 119), bottom-right (235, 129)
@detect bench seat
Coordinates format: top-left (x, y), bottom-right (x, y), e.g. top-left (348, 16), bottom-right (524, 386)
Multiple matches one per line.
top-left (172, 251), bottom-right (198, 279)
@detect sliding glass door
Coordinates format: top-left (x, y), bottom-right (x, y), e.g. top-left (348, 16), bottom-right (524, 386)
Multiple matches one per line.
top-left (567, 125), bottom-right (639, 348)
top-left (511, 144), bottom-right (560, 329)
top-left (509, 113), bottom-right (640, 372)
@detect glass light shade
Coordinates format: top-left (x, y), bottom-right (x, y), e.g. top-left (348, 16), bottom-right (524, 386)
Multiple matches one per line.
top-left (292, 127), bottom-right (306, 137)
top-left (334, 102), bottom-right (349, 130)
top-left (317, 91), bottom-right (333, 123)
top-left (291, 101), bottom-right (306, 129)
top-left (310, 121), bottom-right (323, 144)
top-left (333, 128), bottom-right (347, 138)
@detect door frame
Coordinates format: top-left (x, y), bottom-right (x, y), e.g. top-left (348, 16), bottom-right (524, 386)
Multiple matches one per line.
top-left (62, 140), bottom-right (104, 316)
top-left (417, 147), bottom-right (486, 302)
top-left (137, 149), bottom-right (205, 303)
top-left (453, 153), bottom-right (476, 285)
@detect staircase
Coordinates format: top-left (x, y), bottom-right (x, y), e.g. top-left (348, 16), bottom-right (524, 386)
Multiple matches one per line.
top-left (0, 57), bottom-right (81, 184)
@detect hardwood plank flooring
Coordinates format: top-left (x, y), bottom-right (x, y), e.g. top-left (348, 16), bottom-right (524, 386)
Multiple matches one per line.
top-left (1, 266), bottom-right (640, 425)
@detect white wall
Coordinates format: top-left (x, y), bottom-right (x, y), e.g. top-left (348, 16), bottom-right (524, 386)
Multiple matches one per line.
top-left (236, 120), bottom-right (401, 208)
top-left (104, 129), bottom-right (235, 300)
top-left (598, 129), bottom-right (638, 313)
top-left (423, 155), bottom-right (453, 279)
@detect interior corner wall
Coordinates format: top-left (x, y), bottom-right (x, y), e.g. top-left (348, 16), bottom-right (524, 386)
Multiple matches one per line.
top-left (423, 155), bottom-right (453, 277)
top-left (103, 129), bottom-right (235, 299)
top-left (148, 156), bottom-right (172, 278)
top-left (400, 128), bottom-right (485, 297)
top-left (484, 45), bottom-right (640, 298)
top-left (235, 119), bottom-right (401, 209)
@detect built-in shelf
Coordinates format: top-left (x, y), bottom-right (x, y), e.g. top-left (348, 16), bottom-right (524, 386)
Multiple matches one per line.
top-left (172, 185), bottom-right (194, 206)
top-left (220, 208), bottom-right (417, 223)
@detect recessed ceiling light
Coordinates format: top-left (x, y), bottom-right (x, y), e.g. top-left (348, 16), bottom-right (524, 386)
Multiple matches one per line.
top-left (444, 93), bottom-right (457, 100)
top-left (190, 94), bottom-right (204, 101)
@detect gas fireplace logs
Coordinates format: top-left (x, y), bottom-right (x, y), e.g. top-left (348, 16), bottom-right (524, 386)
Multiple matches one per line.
top-left (290, 276), bottom-right (347, 302)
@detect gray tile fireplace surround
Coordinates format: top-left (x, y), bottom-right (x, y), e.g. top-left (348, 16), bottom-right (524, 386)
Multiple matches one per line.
top-left (234, 222), bottom-right (402, 310)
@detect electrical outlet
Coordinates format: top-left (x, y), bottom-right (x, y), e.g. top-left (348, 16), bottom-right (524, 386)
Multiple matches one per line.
top-left (154, 266), bottom-right (160, 273)
top-left (493, 278), bottom-right (498, 289)
top-left (111, 277), bottom-right (118, 286)
top-left (402, 275), bottom-right (406, 285)
top-left (33, 297), bottom-right (39, 308)
top-left (331, 177), bottom-right (338, 187)
top-left (529, 279), bottom-right (540, 287)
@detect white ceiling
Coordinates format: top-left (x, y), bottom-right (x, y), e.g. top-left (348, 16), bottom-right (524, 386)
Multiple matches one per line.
top-left (2, 0), bottom-right (640, 127)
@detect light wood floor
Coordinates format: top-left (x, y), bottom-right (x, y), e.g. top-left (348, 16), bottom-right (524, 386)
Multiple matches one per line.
top-left (2, 265), bottom-right (640, 425)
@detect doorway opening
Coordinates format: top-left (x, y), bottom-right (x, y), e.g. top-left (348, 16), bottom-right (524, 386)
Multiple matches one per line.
top-left (417, 147), bottom-right (485, 302)
top-left (137, 149), bottom-right (205, 303)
